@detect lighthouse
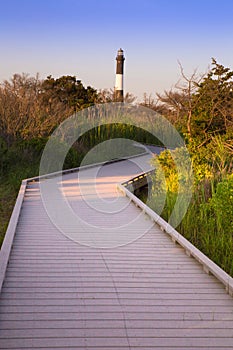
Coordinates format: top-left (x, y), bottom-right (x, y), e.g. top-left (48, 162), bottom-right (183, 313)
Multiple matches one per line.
top-left (114, 48), bottom-right (125, 102)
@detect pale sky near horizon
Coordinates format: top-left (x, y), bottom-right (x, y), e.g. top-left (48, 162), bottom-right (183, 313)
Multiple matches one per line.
top-left (1, 0), bottom-right (233, 101)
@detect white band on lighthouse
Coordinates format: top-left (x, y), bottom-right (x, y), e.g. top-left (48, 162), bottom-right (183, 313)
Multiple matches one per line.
top-left (115, 74), bottom-right (123, 91)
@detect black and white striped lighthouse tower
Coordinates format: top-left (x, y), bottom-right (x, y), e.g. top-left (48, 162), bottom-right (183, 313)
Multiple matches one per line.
top-left (115, 48), bottom-right (125, 102)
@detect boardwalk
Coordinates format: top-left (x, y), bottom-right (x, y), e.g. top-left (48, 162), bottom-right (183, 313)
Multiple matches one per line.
top-left (0, 154), bottom-right (233, 349)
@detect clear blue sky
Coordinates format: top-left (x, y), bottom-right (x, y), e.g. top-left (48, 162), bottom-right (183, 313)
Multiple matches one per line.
top-left (1, 0), bottom-right (233, 100)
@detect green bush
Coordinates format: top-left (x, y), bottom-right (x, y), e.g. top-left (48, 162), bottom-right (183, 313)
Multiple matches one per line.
top-left (147, 147), bottom-right (233, 276)
top-left (209, 174), bottom-right (233, 233)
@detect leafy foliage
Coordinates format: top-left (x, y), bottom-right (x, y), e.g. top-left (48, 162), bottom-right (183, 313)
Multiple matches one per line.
top-left (0, 74), bottom-right (98, 146)
top-left (153, 59), bottom-right (233, 141)
top-left (210, 175), bottom-right (233, 233)
top-left (41, 75), bottom-right (97, 112)
top-left (192, 58), bottom-right (233, 138)
top-left (148, 147), bottom-right (233, 275)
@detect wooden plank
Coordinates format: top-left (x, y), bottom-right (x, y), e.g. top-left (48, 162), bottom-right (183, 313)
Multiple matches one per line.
top-left (1, 327), bottom-right (233, 338)
top-left (1, 319), bottom-right (233, 330)
top-left (1, 297), bottom-right (232, 307)
top-left (1, 336), bottom-right (233, 349)
top-left (1, 311), bottom-right (233, 322)
top-left (1, 291), bottom-right (228, 300)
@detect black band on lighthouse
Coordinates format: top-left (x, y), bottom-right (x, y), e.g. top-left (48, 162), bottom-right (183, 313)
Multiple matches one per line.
top-left (116, 61), bottom-right (124, 74)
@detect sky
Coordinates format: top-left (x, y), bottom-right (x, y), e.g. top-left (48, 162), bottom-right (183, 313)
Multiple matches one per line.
top-left (1, 0), bottom-right (233, 101)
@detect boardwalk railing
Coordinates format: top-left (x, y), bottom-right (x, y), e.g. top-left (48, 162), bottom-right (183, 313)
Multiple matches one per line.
top-left (0, 180), bottom-right (27, 292)
top-left (121, 169), bottom-right (154, 192)
top-left (117, 172), bottom-right (233, 297)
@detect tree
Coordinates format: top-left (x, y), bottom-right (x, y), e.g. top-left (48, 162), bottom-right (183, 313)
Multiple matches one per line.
top-left (140, 93), bottom-right (169, 115)
top-left (41, 75), bottom-right (98, 113)
top-left (97, 88), bottom-right (115, 103)
top-left (0, 74), bottom-right (98, 145)
top-left (97, 88), bottom-right (136, 103)
top-left (155, 59), bottom-right (233, 142)
top-left (156, 62), bottom-right (203, 138)
top-left (0, 73), bottom-right (42, 145)
top-left (193, 59), bottom-right (233, 139)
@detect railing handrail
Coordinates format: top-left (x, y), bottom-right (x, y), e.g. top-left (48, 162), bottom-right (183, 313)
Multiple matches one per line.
top-left (0, 180), bottom-right (27, 292)
top-left (121, 169), bottom-right (154, 188)
top-left (27, 151), bottom-right (149, 182)
top-left (117, 175), bottom-right (233, 296)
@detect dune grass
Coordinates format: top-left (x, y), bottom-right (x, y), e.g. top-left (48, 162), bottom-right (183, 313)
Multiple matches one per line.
top-left (146, 175), bottom-right (233, 277)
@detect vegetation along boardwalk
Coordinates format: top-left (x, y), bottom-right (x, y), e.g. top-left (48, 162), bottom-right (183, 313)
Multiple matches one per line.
top-left (0, 153), bottom-right (233, 349)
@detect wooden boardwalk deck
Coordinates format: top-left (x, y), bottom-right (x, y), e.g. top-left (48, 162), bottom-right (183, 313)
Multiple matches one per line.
top-left (0, 154), bottom-right (233, 349)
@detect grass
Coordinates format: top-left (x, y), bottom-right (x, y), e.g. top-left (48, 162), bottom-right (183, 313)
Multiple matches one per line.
top-left (0, 162), bottom-right (40, 246)
top-left (0, 182), bottom-right (17, 246)
top-left (177, 191), bottom-right (233, 276)
top-left (145, 176), bottom-right (233, 277)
